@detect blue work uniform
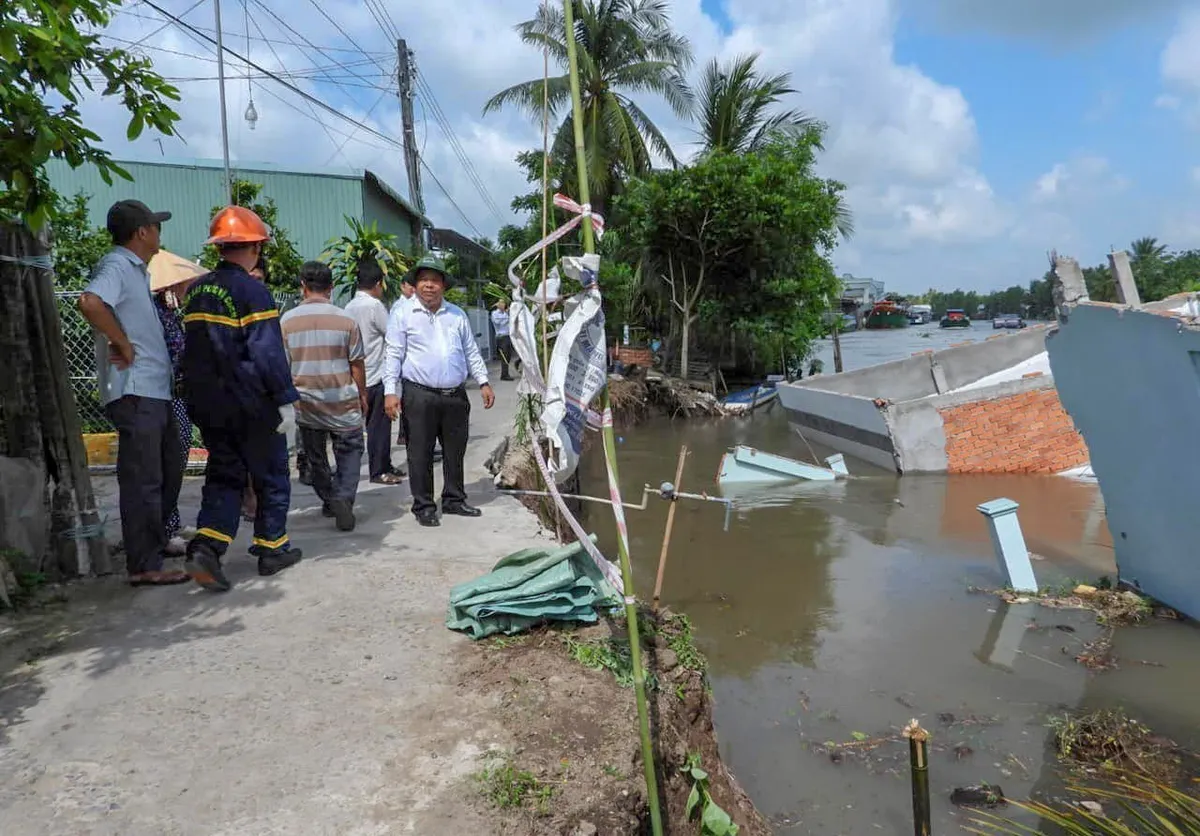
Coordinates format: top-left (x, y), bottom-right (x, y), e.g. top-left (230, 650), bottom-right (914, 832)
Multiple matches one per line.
top-left (181, 261), bottom-right (299, 557)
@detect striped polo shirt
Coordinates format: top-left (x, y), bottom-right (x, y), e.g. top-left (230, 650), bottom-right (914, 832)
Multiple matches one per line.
top-left (280, 299), bottom-right (365, 432)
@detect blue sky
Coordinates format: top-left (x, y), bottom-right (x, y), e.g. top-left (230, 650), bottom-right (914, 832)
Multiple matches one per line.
top-left (86, 0), bottom-right (1200, 294)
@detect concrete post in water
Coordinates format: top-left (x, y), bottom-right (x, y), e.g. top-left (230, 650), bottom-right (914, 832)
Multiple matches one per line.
top-left (1108, 249), bottom-right (1141, 307)
top-left (1051, 254), bottom-right (1090, 318)
top-left (825, 454), bottom-right (848, 476)
top-left (977, 498), bottom-right (1038, 593)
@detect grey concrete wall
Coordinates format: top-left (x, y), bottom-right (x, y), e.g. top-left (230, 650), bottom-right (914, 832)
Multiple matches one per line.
top-left (935, 326), bottom-right (1050, 391)
top-left (886, 399), bottom-right (948, 472)
top-left (1047, 303), bottom-right (1200, 619)
top-left (798, 326), bottom-right (1049, 400)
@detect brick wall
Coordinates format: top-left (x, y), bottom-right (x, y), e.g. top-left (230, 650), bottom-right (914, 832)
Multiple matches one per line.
top-left (615, 346), bottom-right (653, 368)
top-left (937, 382), bottom-right (1090, 474)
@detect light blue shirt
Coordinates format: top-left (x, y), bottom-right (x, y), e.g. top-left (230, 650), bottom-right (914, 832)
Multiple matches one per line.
top-left (84, 247), bottom-right (173, 405)
top-left (383, 297), bottom-right (489, 396)
top-left (344, 291), bottom-right (389, 387)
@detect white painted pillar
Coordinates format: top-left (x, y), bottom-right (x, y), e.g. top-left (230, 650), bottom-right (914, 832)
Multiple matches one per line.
top-left (977, 497), bottom-right (1038, 593)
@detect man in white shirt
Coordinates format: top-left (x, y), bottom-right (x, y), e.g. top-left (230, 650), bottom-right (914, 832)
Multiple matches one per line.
top-left (490, 298), bottom-right (515, 381)
top-left (344, 256), bottom-right (403, 485)
top-left (383, 255), bottom-right (494, 527)
top-left (390, 280), bottom-right (416, 447)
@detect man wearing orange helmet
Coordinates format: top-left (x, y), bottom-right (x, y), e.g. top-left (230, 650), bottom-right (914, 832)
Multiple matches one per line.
top-left (180, 205), bottom-right (303, 592)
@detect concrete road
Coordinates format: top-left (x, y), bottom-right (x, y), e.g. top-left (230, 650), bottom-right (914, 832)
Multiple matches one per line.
top-left (0, 378), bottom-right (548, 835)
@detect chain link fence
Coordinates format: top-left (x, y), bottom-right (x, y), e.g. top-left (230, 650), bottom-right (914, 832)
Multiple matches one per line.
top-left (55, 289), bottom-right (304, 438)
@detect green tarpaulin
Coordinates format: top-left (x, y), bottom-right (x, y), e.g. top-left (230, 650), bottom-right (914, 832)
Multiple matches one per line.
top-left (446, 539), bottom-right (622, 640)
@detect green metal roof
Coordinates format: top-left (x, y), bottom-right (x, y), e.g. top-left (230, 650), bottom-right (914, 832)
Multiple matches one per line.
top-left (45, 157), bottom-right (428, 262)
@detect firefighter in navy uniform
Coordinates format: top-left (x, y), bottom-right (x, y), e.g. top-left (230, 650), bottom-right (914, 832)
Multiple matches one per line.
top-left (181, 206), bottom-right (303, 592)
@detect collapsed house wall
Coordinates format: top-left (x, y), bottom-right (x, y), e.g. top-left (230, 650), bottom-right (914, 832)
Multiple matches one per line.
top-left (1046, 301), bottom-right (1200, 619)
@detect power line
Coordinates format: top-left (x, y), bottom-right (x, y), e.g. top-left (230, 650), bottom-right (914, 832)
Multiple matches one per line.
top-left (301, 0), bottom-right (393, 76)
top-left (124, 0), bottom-right (206, 47)
top-left (117, 8), bottom-right (392, 55)
top-left (413, 68), bottom-right (506, 223)
top-left (324, 83), bottom-right (393, 166)
top-left (137, 0), bottom-right (496, 237)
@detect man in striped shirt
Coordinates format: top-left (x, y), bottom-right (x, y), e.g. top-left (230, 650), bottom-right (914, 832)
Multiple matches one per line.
top-left (281, 261), bottom-right (368, 532)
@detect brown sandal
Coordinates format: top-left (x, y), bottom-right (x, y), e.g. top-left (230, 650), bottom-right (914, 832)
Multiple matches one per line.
top-left (130, 570), bottom-right (190, 587)
top-left (371, 472), bottom-right (405, 485)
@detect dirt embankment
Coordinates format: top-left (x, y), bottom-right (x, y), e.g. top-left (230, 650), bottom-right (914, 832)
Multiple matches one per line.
top-left (457, 611), bottom-right (769, 835)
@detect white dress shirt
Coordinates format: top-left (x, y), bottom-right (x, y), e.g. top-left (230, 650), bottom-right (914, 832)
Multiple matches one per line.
top-left (344, 291), bottom-right (389, 387)
top-left (490, 308), bottom-right (511, 337)
top-left (383, 296), bottom-right (489, 396)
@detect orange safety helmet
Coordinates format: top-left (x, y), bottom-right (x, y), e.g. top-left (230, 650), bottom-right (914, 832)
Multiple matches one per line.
top-left (204, 205), bottom-right (273, 246)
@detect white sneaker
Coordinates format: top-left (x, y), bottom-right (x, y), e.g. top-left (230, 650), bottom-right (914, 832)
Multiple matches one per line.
top-left (165, 536), bottom-right (188, 556)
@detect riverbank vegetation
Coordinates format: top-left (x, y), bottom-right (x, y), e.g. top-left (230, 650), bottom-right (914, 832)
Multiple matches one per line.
top-left (482, 0), bottom-right (852, 384)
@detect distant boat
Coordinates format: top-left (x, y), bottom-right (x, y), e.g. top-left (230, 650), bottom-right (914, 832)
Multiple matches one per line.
top-left (864, 301), bottom-right (909, 329)
top-left (907, 304), bottom-right (933, 325)
top-left (720, 382), bottom-right (779, 415)
top-left (940, 308), bottom-right (971, 328)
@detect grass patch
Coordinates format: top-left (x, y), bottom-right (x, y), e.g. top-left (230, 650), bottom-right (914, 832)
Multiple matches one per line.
top-left (474, 763), bottom-right (555, 814)
top-left (563, 633), bottom-right (656, 689)
top-left (1048, 708), bottom-right (1184, 782)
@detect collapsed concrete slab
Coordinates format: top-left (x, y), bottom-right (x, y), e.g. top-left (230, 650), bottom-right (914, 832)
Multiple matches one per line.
top-left (1047, 295), bottom-right (1200, 619)
top-left (776, 326), bottom-right (1090, 474)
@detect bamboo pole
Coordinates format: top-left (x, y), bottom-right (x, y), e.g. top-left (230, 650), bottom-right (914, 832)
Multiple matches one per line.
top-left (652, 446), bottom-right (687, 611)
top-left (561, 1), bottom-right (663, 833)
top-left (904, 719), bottom-right (932, 836)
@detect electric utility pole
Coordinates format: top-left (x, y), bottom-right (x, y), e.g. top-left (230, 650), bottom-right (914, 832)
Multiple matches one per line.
top-left (397, 39), bottom-right (424, 216)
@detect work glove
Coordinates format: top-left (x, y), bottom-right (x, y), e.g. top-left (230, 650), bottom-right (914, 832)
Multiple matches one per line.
top-left (277, 403), bottom-right (296, 436)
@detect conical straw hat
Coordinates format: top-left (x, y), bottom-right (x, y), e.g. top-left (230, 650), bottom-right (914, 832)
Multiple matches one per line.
top-left (148, 249), bottom-right (207, 293)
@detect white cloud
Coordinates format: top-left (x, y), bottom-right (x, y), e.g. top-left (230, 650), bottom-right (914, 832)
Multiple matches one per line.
top-left (70, 0), bottom-right (1138, 294)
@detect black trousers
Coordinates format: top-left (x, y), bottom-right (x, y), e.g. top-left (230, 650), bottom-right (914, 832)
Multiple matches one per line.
top-left (402, 381), bottom-right (470, 515)
top-left (105, 395), bottom-right (185, 575)
top-left (364, 382), bottom-right (393, 478)
top-left (496, 335), bottom-right (515, 379)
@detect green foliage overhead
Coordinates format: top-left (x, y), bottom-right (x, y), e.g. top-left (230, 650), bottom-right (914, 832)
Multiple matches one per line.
top-left (322, 216), bottom-right (411, 306)
top-left (197, 179), bottom-right (303, 291)
top-left (50, 192), bottom-right (111, 291)
top-left (484, 0), bottom-right (695, 214)
top-left (0, 0), bottom-right (181, 230)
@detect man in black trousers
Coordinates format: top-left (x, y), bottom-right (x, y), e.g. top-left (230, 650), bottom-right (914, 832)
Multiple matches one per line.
top-left (344, 255), bottom-right (404, 485)
top-left (382, 255), bottom-right (495, 526)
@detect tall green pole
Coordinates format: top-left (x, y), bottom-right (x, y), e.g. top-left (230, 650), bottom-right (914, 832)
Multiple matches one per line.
top-left (560, 1), bottom-right (663, 833)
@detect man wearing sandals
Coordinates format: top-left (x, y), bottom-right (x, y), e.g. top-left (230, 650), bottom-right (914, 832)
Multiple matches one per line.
top-left (345, 255), bottom-right (404, 486)
top-left (78, 200), bottom-right (189, 587)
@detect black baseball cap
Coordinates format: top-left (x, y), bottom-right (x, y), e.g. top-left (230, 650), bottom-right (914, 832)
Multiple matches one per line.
top-left (106, 199), bottom-right (172, 242)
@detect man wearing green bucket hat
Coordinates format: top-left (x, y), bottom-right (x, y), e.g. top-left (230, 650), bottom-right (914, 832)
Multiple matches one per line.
top-left (383, 255), bottom-right (495, 526)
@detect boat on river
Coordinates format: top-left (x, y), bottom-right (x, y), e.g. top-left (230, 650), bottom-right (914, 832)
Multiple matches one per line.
top-left (940, 308), bottom-right (971, 328)
top-left (863, 301), bottom-right (909, 329)
top-left (720, 381), bottom-right (779, 414)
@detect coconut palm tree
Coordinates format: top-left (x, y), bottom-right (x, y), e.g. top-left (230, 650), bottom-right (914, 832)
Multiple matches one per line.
top-left (695, 53), bottom-right (818, 155)
top-left (1129, 236), bottom-right (1167, 263)
top-left (483, 0), bottom-right (694, 215)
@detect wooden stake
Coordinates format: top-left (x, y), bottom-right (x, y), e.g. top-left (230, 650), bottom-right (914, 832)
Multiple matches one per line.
top-left (904, 719), bottom-right (932, 836)
top-left (652, 445), bottom-right (687, 611)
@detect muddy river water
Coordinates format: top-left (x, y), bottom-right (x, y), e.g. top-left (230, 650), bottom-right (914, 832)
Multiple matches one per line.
top-left (580, 327), bottom-right (1200, 834)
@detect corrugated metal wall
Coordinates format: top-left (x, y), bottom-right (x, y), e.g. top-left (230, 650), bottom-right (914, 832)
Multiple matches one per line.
top-left (44, 158), bottom-right (413, 262)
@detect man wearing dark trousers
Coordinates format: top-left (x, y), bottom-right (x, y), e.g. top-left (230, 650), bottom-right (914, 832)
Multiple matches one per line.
top-left (181, 206), bottom-right (303, 592)
top-left (345, 255), bottom-right (403, 485)
top-left (78, 200), bottom-right (188, 587)
top-left (383, 255), bottom-right (495, 527)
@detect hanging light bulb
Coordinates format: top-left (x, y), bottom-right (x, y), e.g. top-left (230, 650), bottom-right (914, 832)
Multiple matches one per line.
top-left (245, 96), bottom-right (258, 130)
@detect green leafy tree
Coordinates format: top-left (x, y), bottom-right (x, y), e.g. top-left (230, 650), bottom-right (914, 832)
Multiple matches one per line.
top-left (484, 0), bottom-right (694, 215)
top-left (620, 129), bottom-right (845, 374)
top-left (696, 53), bottom-right (816, 155)
top-left (322, 216), bottom-right (411, 305)
top-left (49, 192), bottom-right (111, 291)
top-left (197, 179), bottom-right (303, 290)
top-left (0, 0), bottom-right (181, 230)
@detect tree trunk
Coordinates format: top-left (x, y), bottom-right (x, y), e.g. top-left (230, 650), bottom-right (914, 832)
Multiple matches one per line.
top-left (680, 310), bottom-right (690, 381)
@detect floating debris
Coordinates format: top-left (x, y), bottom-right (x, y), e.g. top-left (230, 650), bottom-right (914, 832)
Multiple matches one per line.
top-left (951, 783), bottom-right (1007, 808)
